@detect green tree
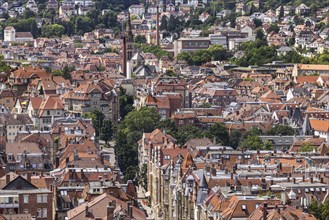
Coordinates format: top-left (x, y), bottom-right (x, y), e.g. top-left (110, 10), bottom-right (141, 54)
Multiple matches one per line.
top-left (139, 164), bottom-right (148, 190)
top-left (0, 55), bottom-right (11, 73)
top-left (100, 120), bottom-right (113, 144)
top-left (123, 107), bottom-right (161, 133)
top-left (267, 125), bottom-right (295, 136)
top-left (160, 15), bottom-right (168, 30)
top-left (279, 5), bottom-right (284, 20)
top-left (173, 125), bottom-right (204, 145)
top-left (281, 51), bottom-right (303, 63)
top-left (263, 140), bottom-right (274, 150)
top-left (134, 34), bottom-right (147, 44)
top-left (31, 20), bottom-right (39, 38)
top-left (232, 40), bottom-right (278, 66)
top-left (300, 142), bottom-right (315, 152)
top-left (253, 18), bottom-right (263, 28)
top-left (82, 110), bottom-right (105, 137)
top-left (136, 44), bottom-right (170, 59)
top-left (229, 130), bottom-right (242, 149)
top-left (118, 87), bottom-right (134, 119)
top-left (41, 24), bottom-right (65, 38)
top-left (156, 119), bottom-right (177, 134)
top-left (74, 15), bottom-right (94, 34)
top-left (268, 24), bottom-right (280, 33)
top-left (308, 200), bottom-right (329, 220)
top-left (208, 44), bottom-right (227, 61)
top-left (208, 123), bottom-right (230, 145)
top-left (255, 28), bottom-right (265, 41)
top-left (177, 52), bottom-right (192, 63)
top-left (115, 107), bottom-right (161, 181)
top-left (239, 135), bottom-right (264, 150)
top-left (198, 102), bottom-right (211, 108)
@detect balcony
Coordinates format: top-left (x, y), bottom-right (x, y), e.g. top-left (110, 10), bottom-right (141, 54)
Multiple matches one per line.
top-left (0, 203), bottom-right (19, 208)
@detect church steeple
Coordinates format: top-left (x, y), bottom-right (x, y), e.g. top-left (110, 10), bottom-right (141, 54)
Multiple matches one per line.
top-left (125, 11), bottom-right (134, 42)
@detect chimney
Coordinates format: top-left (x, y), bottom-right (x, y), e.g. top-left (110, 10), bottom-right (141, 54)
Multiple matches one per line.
top-left (107, 202), bottom-right (115, 220)
top-left (263, 202), bottom-right (268, 220)
top-left (100, 153), bottom-right (104, 164)
top-left (302, 175), bottom-right (305, 182)
top-left (211, 164), bottom-right (216, 176)
top-left (122, 36), bottom-right (127, 77)
top-left (6, 174), bottom-right (10, 185)
top-left (85, 206), bottom-right (89, 217)
top-left (55, 156), bottom-right (60, 168)
top-left (27, 172), bottom-right (31, 183)
top-left (74, 147), bottom-right (79, 161)
top-left (225, 167), bottom-right (228, 174)
top-left (230, 172), bottom-right (233, 180)
top-left (128, 201), bottom-right (133, 218)
top-left (205, 164), bottom-right (210, 173)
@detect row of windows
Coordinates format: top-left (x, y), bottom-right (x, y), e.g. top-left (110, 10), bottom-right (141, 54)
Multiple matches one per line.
top-left (37, 208), bottom-right (47, 218)
top-left (23, 194), bottom-right (48, 203)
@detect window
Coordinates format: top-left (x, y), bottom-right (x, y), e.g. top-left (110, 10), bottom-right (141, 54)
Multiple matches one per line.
top-left (23, 195), bottom-right (29, 203)
top-left (23, 209), bottom-right (28, 214)
top-left (47, 110), bottom-right (50, 115)
top-left (37, 194), bottom-right (47, 203)
top-left (37, 208), bottom-right (41, 217)
top-left (244, 155), bottom-right (251, 159)
top-left (164, 155), bottom-right (170, 160)
top-left (42, 208), bottom-right (47, 217)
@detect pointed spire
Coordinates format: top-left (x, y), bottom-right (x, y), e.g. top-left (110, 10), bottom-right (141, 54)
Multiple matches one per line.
top-left (199, 172), bottom-right (208, 189)
top-left (302, 113), bottom-right (311, 135)
top-left (125, 11), bottom-right (134, 42)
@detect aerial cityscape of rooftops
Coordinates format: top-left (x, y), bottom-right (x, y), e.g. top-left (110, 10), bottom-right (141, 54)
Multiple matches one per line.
top-left (0, 0), bottom-right (329, 219)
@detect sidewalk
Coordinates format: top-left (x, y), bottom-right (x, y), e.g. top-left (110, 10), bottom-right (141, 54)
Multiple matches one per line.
top-left (137, 186), bottom-right (155, 220)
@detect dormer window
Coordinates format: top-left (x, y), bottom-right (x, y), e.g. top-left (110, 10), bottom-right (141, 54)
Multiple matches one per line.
top-left (8, 154), bottom-right (13, 161)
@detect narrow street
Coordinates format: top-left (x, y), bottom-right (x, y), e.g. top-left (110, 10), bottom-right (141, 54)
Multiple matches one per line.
top-left (137, 186), bottom-right (155, 220)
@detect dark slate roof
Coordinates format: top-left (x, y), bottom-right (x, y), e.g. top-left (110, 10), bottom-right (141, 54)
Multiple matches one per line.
top-left (2, 176), bottom-right (37, 190)
top-left (199, 172), bottom-right (208, 188)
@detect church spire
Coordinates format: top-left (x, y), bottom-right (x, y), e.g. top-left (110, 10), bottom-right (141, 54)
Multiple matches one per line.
top-left (125, 11), bottom-right (134, 42)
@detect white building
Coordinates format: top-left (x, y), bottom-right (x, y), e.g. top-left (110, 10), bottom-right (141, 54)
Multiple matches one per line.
top-left (128, 5), bottom-right (145, 16)
top-left (4, 26), bottom-right (34, 43)
top-left (4, 26), bottom-right (15, 42)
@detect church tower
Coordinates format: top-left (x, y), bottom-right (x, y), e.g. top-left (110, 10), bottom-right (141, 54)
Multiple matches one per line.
top-left (122, 12), bottom-right (135, 78)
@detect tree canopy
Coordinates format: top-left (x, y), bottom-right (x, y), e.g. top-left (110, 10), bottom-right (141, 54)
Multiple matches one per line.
top-left (177, 44), bottom-right (227, 65)
top-left (267, 125), bottom-right (295, 136)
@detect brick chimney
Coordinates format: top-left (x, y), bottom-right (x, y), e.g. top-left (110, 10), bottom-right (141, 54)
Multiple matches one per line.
top-left (55, 156), bottom-right (60, 168)
top-left (107, 201), bottom-right (115, 220)
top-left (263, 202), bottom-right (268, 220)
top-left (127, 201), bottom-right (133, 218)
top-left (27, 172), bottom-right (31, 183)
top-left (211, 164), bottom-right (216, 176)
top-left (6, 174), bottom-right (10, 185)
top-left (85, 205), bottom-right (89, 217)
